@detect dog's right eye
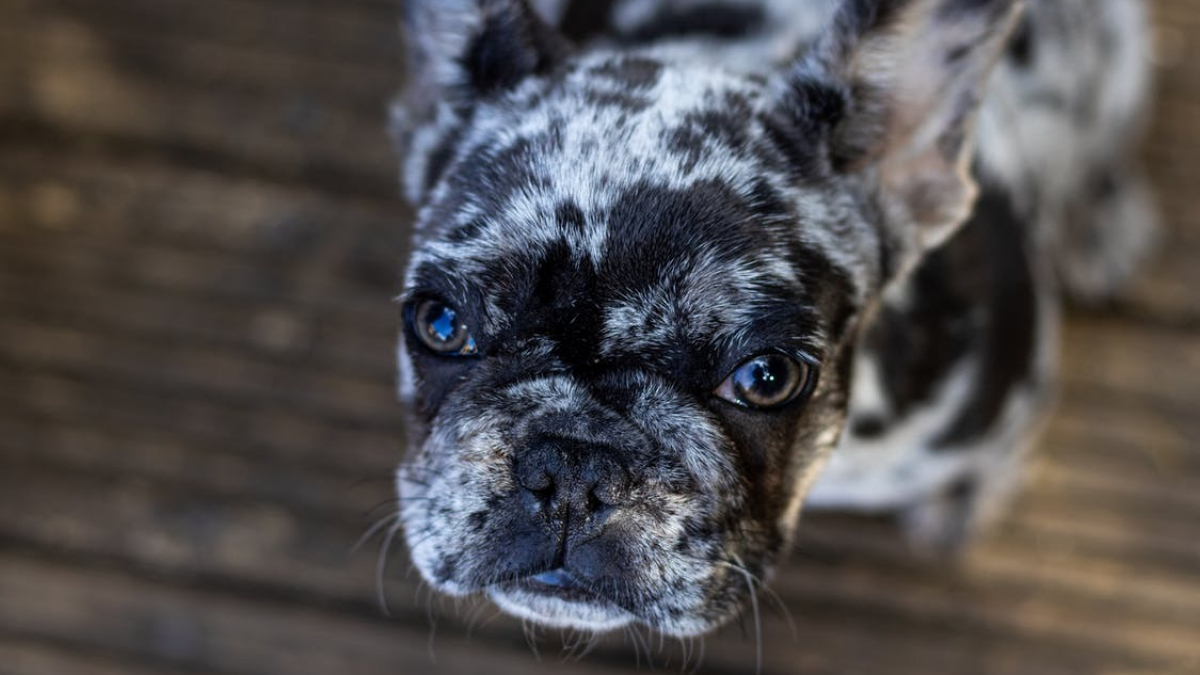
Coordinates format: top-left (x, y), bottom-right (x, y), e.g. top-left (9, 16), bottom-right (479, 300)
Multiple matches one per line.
top-left (412, 300), bottom-right (477, 356)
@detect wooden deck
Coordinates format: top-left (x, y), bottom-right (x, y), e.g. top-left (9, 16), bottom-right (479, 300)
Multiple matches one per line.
top-left (1, 1), bottom-right (1198, 673)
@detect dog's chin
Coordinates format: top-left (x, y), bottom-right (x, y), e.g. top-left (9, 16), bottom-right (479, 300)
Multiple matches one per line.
top-left (487, 579), bottom-right (635, 633)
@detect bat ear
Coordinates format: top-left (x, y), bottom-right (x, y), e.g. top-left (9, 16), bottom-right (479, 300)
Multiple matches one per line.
top-left (776, 0), bottom-right (1023, 256)
top-left (402, 0), bottom-right (571, 107)
top-left (395, 0), bottom-right (571, 203)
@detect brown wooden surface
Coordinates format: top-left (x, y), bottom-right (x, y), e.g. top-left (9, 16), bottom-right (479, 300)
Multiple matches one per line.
top-left (1, 1), bottom-right (1198, 673)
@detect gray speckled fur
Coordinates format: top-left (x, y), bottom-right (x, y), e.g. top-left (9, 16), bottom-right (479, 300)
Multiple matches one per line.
top-left (391, 0), bottom-right (1156, 635)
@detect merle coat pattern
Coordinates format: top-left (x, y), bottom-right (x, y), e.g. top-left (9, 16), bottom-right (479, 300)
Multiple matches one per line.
top-left (390, 0), bottom-right (1156, 635)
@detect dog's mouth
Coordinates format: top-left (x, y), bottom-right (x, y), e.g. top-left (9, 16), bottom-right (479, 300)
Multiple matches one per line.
top-left (487, 568), bottom-right (636, 631)
top-left (520, 568), bottom-right (596, 603)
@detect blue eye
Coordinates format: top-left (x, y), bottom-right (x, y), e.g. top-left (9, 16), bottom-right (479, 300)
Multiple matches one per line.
top-left (715, 354), bottom-right (811, 409)
top-left (413, 300), bottom-right (477, 356)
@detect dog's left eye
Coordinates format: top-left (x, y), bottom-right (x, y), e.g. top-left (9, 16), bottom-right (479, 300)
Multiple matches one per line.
top-left (412, 299), bottom-right (478, 356)
top-left (715, 354), bottom-right (812, 410)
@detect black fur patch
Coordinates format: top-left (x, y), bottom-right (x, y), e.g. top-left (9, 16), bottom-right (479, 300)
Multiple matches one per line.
top-left (861, 180), bottom-right (1037, 447)
top-left (555, 200), bottom-right (587, 234)
top-left (764, 76), bottom-right (847, 180)
top-left (623, 3), bottom-right (767, 43)
top-left (934, 186), bottom-right (1037, 447)
top-left (464, 1), bottom-right (572, 96)
top-left (1006, 14), bottom-right (1035, 68)
top-left (588, 57), bottom-right (664, 90)
top-left (560, 0), bottom-right (619, 41)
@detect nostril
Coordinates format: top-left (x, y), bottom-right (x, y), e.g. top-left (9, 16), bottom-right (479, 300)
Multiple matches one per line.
top-left (524, 472), bottom-right (552, 493)
top-left (517, 468), bottom-right (557, 510)
top-left (520, 480), bottom-right (557, 517)
top-left (586, 489), bottom-right (605, 514)
top-left (532, 483), bottom-right (556, 504)
top-left (516, 458), bottom-right (553, 492)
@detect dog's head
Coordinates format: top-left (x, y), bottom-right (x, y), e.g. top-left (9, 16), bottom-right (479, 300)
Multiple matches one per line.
top-left (392, 0), bottom-right (1020, 635)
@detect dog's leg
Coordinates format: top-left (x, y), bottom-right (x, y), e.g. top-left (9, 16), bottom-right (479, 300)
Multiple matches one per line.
top-left (900, 465), bottom-right (1021, 557)
top-left (1052, 163), bottom-right (1159, 304)
top-left (899, 370), bottom-right (1055, 558)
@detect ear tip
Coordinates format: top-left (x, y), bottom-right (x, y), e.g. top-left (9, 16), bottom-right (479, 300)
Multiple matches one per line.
top-left (935, 0), bottom-right (1025, 20)
top-left (400, 0), bottom-right (569, 101)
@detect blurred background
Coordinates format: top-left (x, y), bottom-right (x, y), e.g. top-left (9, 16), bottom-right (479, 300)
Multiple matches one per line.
top-left (0, 1), bottom-right (1198, 674)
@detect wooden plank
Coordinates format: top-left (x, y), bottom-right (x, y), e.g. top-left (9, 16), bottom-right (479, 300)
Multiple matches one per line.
top-left (1116, 245), bottom-right (1200, 326)
top-left (0, 260), bottom-right (1195, 437)
top-left (0, 18), bottom-right (395, 111)
top-left (0, 382), bottom-right (1195, 608)
top-left (6, 313), bottom-right (1193, 467)
top-left (0, 271), bottom-right (397, 379)
top-left (1048, 393), bottom-right (1200, 476)
top-left (0, 465), bottom-right (390, 609)
top-left (0, 232), bottom-right (390, 316)
top-left (1059, 317), bottom-right (1200, 409)
top-left (0, 7), bottom-right (397, 190)
top-left (0, 414), bottom-right (396, 520)
top-left (0, 368), bottom-right (402, 473)
top-left (0, 277), bottom-right (1195, 475)
top-left (0, 549), bottom-right (1150, 675)
top-left (1, 0), bottom-right (1198, 208)
top-left (0, 459), bottom-right (1190, 674)
top-left (4, 309), bottom-right (1195, 526)
top-left (0, 320), bottom-right (398, 422)
top-left (26, 0), bottom-right (403, 68)
top-left (0, 145), bottom-right (407, 258)
top-left (0, 555), bottom-right (629, 675)
top-left (0, 638), bottom-right (210, 675)
top-left (1, 377), bottom-right (1194, 541)
top-left (0, 20), bottom-right (397, 189)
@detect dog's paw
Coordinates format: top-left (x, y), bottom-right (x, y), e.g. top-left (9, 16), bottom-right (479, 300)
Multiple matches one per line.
top-left (899, 479), bottom-right (982, 558)
top-left (899, 464), bottom-right (1025, 559)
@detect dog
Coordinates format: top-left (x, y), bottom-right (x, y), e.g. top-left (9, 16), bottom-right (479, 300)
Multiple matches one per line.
top-left (389, 0), bottom-right (1156, 636)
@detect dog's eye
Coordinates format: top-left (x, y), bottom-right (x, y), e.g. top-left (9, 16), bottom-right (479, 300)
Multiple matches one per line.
top-left (412, 299), bottom-right (477, 356)
top-left (715, 354), bottom-right (811, 410)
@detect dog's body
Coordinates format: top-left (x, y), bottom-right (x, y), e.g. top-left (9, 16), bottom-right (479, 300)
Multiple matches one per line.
top-left (392, 0), bottom-right (1155, 636)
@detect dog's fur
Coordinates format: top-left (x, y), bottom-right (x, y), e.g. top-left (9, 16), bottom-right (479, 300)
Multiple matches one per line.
top-left (390, 0), bottom-right (1156, 636)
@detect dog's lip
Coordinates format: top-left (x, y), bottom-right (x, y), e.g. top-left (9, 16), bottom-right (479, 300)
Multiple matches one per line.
top-left (508, 567), bottom-right (599, 604)
top-left (530, 568), bottom-right (577, 588)
top-left (488, 569), bottom-right (636, 632)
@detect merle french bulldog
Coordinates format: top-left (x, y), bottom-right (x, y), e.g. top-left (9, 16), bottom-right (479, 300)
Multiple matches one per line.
top-left (390, 0), bottom-right (1156, 636)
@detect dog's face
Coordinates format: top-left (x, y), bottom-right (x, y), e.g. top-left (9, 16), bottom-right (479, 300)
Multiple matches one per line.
top-left (393, 0), bottom-right (1020, 636)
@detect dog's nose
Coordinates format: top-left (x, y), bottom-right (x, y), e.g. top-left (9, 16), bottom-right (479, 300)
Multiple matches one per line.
top-left (515, 436), bottom-right (630, 521)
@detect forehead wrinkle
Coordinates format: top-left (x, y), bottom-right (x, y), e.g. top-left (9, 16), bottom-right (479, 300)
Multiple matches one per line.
top-left (475, 53), bottom-right (779, 199)
top-left (423, 51), bottom-right (835, 253)
top-left (601, 245), bottom-right (805, 358)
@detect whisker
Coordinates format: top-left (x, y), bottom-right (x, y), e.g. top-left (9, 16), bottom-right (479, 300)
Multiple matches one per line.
top-left (351, 511), bottom-right (399, 556)
top-left (362, 498), bottom-right (398, 518)
top-left (420, 597), bottom-right (439, 663)
top-left (577, 630), bottom-right (603, 661)
top-left (346, 475), bottom-right (400, 491)
top-left (376, 520), bottom-right (403, 617)
top-left (724, 558), bottom-right (795, 640)
top-left (731, 554), bottom-right (764, 675)
top-left (522, 619), bottom-right (543, 661)
top-left (622, 624), bottom-right (642, 668)
top-left (464, 596), bottom-right (491, 638)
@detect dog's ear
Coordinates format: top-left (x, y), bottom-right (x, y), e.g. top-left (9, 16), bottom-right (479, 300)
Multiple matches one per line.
top-left (777, 0), bottom-right (1023, 261)
top-left (402, 0), bottom-right (571, 107)
top-left (395, 0), bottom-right (571, 203)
